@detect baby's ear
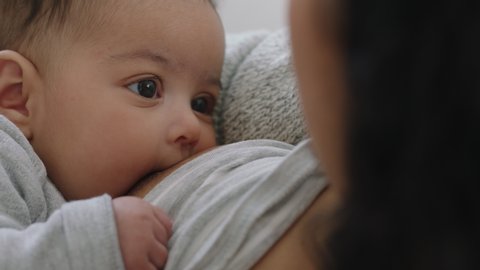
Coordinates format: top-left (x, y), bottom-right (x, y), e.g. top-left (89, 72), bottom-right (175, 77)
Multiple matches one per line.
top-left (0, 50), bottom-right (39, 139)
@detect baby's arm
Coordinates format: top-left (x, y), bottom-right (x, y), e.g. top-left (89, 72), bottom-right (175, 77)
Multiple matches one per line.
top-left (0, 194), bottom-right (122, 269)
top-left (0, 194), bottom-right (171, 270)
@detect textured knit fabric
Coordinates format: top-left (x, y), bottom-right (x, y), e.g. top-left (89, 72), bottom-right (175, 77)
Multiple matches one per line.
top-left (145, 139), bottom-right (326, 270)
top-left (0, 116), bottom-right (124, 270)
top-left (215, 29), bottom-right (308, 145)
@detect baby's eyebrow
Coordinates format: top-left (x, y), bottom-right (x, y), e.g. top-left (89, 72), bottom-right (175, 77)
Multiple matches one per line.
top-left (108, 49), bottom-right (175, 69)
top-left (206, 76), bottom-right (222, 91)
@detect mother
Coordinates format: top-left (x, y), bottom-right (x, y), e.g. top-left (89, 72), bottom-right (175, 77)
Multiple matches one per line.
top-left (132, 0), bottom-right (480, 269)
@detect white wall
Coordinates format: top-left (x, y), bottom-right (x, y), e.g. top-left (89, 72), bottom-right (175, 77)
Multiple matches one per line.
top-left (217, 0), bottom-right (289, 33)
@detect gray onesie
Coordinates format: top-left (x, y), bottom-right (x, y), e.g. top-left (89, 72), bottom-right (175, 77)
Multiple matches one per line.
top-left (0, 116), bottom-right (124, 270)
top-left (145, 139), bottom-right (327, 270)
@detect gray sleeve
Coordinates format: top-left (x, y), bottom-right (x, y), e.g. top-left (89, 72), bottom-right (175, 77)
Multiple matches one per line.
top-left (0, 195), bottom-right (125, 270)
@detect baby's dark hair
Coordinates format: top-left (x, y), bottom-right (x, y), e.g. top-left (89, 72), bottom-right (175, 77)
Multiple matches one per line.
top-left (0, 0), bottom-right (118, 72)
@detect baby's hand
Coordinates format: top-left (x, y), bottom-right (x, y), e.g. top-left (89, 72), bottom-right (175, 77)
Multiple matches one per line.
top-left (113, 196), bottom-right (172, 270)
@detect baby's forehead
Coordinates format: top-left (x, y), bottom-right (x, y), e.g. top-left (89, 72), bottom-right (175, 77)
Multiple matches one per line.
top-left (60, 0), bottom-right (216, 46)
top-left (45, 0), bottom-right (223, 65)
top-left (77, 0), bottom-right (216, 29)
top-left (56, 0), bottom-right (224, 76)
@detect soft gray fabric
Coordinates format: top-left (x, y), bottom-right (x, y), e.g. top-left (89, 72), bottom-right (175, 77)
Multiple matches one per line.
top-left (145, 139), bottom-right (326, 270)
top-left (0, 116), bottom-right (124, 270)
top-left (215, 29), bottom-right (308, 145)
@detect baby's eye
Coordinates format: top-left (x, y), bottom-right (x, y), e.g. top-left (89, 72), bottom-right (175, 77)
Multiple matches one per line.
top-left (191, 94), bottom-right (216, 115)
top-left (127, 78), bottom-right (161, 99)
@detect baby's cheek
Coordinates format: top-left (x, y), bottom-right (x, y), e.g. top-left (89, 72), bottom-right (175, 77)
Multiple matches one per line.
top-left (197, 127), bottom-right (217, 152)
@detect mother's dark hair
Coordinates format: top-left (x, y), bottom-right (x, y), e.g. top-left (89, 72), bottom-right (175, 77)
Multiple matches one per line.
top-left (318, 0), bottom-right (480, 269)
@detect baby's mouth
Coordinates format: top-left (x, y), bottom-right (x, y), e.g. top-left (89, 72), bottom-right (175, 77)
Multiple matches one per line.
top-left (180, 145), bottom-right (195, 160)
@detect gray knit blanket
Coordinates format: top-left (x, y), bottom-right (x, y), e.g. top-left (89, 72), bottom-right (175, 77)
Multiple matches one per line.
top-left (214, 29), bottom-right (307, 145)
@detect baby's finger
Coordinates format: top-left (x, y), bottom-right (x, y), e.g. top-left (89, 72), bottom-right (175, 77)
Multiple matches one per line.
top-left (146, 263), bottom-right (158, 270)
top-left (149, 241), bottom-right (168, 269)
top-left (152, 207), bottom-right (173, 236)
top-left (152, 217), bottom-right (169, 245)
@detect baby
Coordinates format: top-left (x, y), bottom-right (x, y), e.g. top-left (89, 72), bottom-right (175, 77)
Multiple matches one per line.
top-left (0, 0), bottom-right (224, 269)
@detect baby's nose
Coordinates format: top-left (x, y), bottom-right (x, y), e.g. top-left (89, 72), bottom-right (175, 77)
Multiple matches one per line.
top-left (167, 109), bottom-right (201, 149)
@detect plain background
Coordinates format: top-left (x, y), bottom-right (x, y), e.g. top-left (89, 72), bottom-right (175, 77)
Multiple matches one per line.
top-left (217, 0), bottom-right (289, 33)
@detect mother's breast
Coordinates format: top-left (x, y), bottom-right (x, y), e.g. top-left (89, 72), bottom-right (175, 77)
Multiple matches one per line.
top-left (128, 147), bottom-right (217, 198)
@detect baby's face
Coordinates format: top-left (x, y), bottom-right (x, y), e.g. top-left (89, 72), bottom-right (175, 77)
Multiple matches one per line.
top-left (29, 0), bottom-right (224, 200)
